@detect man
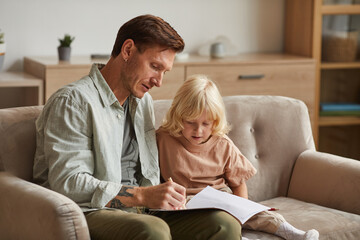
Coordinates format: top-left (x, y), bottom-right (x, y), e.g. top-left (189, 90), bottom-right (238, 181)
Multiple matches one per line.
top-left (33, 15), bottom-right (241, 239)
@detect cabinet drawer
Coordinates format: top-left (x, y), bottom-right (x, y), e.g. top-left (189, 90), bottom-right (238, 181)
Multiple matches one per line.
top-left (187, 63), bottom-right (316, 124)
top-left (149, 66), bottom-right (185, 100)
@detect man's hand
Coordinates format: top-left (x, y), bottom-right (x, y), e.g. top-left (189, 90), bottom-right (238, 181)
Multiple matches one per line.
top-left (106, 181), bottom-right (186, 210)
top-left (140, 181), bottom-right (186, 210)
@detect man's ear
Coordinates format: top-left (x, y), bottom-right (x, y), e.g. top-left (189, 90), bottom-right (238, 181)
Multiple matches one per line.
top-left (121, 39), bottom-right (135, 60)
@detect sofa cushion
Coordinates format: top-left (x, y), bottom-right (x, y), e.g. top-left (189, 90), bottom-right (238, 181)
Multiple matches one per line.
top-left (0, 106), bottom-right (43, 181)
top-left (242, 197), bottom-right (360, 239)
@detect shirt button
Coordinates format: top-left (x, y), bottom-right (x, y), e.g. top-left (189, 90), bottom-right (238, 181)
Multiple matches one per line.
top-left (117, 114), bottom-right (121, 119)
top-left (255, 154), bottom-right (259, 159)
top-left (250, 128), bottom-right (255, 133)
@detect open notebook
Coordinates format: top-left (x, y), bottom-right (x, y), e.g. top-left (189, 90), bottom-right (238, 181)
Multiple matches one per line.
top-left (150, 186), bottom-right (271, 224)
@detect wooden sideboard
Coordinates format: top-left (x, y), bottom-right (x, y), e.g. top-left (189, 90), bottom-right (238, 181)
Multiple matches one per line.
top-left (24, 54), bottom-right (316, 136)
top-left (0, 72), bottom-right (43, 109)
top-left (24, 56), bottom-right (108, 102)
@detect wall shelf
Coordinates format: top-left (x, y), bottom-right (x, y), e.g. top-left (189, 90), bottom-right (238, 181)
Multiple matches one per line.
top-left (286, 0), bottom-right (360, 159)
top-left (321, 62), bottom-right (360, 69)
top-left (319, 116), bottom-right (360, 126)
top-left (322, 5), bottom-right (360, 15)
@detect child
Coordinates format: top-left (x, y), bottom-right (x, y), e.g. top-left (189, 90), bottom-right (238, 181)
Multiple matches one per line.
top-left (156, 75), bottom-right (319, 240)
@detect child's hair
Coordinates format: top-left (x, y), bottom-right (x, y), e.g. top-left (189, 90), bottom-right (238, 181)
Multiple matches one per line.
top-left (161, 74), bottom-right (230, 137)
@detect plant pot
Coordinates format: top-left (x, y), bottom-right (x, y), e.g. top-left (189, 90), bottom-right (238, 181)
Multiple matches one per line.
top-left (0, 43), bottom-right (6, 71)
top-left (58, 46), bottom-right (71, 61)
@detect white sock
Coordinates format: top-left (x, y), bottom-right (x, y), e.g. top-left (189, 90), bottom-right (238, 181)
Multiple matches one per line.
top-left (275, 222), bottom-right (319, 240)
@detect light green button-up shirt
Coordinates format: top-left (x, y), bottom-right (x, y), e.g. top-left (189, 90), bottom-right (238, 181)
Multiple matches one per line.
top-left (33, 64), bottom-right (159, 211)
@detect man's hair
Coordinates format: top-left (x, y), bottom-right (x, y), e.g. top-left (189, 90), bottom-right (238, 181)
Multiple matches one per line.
top-left (161, 75), bottom-right (230, 137)
top-left (111, 14), bottom-right (184, 57)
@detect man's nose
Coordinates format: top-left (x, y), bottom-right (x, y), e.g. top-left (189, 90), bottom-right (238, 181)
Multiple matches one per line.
top-left (157, 75), bottom-right (163, 87)
top-left (151, 75), bottom-right (162, 87)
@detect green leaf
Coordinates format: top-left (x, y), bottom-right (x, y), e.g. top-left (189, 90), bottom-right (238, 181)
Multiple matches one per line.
top-left (58, 34), bottom-right (75, 47)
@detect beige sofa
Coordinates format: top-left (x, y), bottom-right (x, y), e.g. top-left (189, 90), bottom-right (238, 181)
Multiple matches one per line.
top-left (0, 95), bottom-right (359, 240)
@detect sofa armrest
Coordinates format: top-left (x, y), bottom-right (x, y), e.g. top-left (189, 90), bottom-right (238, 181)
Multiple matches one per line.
top-left (288, 150), bottom-right (360, 215)
top-left (0, 172), bottom-right (90, 240)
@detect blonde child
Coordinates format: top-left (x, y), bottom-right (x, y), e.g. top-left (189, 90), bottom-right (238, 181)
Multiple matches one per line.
top-left (156, 75), bottom-right (319, 240)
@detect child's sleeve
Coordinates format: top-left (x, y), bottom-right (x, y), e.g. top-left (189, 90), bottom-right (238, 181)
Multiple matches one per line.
top-left (224, 142), bottom-right (257, 188)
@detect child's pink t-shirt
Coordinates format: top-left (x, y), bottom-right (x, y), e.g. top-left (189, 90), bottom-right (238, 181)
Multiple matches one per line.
top-left (156, 128), bottom-right (257, 195)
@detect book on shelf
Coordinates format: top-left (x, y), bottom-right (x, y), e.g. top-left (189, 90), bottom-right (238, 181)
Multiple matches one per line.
top-left (320, 103), bottom-right (360, 111)
top-left (320, 111), bottom-right (360, 116)
top-left (149, 186), bottom-right (271, 224)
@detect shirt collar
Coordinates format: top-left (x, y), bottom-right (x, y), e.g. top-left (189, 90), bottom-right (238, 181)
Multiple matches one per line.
top-left (89, 63), bottom-right (118, 107)
top-left (89, 63), bottom-right (142, 111)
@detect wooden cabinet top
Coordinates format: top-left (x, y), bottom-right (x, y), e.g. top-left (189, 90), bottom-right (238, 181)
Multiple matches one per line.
top-left (24, 53), bottom-right (314, 69)
top-left (0, 72), bottom-right (43, 87)
top-left (24, 56), bottom-right (108, 69)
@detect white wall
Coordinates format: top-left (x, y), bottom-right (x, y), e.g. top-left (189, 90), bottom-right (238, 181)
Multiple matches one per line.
top-left (0, 0), bottom-right (285, 71)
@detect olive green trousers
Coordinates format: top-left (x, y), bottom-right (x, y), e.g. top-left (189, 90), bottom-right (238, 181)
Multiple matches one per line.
top-left (85, 208), bottom-right (242, 240)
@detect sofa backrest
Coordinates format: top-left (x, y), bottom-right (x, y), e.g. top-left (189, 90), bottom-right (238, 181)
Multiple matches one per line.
top-left (153, 95), bottom-right (315, 201)
top-left (0, 95), bottom-right (315, 202)
top-left (0, 106), bottom-right (43, 181)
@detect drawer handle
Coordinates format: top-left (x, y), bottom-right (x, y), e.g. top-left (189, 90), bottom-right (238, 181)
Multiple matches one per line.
top-left (238, 74), bottom-right (265, 80)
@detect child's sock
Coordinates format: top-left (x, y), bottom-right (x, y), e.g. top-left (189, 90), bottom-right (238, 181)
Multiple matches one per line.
top-left (275, 222), bottom-right (319, 240)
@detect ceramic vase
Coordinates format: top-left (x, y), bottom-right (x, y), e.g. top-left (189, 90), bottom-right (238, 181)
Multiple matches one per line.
top-left (210, 42), bottom-right (225, 58)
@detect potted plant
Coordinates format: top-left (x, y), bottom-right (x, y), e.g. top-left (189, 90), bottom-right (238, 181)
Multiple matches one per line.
top-left (0, 29), bottom-right (5, 71)
top-left (58, 34), bottom-right (75, 61)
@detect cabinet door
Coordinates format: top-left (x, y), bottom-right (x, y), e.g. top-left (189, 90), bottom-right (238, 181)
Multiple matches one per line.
top-left (149, 66), bottom-right (185, 100)
top-left (187, 63), bottom-right (316, 125)
top-left (46, 67), bottom-right (90, 101)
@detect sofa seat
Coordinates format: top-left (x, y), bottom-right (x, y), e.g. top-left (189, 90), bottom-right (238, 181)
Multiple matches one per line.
top-left (242, 197), bottom-right (360, 239)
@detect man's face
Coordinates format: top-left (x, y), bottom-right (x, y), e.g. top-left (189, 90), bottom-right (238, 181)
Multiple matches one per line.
top-left (121, 45), bottom-right (176, 99)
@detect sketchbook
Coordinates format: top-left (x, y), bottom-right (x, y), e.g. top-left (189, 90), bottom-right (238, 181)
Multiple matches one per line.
top-left (150, 186), bottom-right (270, 224)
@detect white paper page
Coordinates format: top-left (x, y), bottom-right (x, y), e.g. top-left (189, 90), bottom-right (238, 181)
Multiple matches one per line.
top-left (186, 186), bottom-right (270, 224)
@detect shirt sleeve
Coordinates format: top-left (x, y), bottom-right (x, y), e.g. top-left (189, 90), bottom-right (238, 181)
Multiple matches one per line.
top-left (224, 140), bottom-right (257, 188)
top-left (43, 95), bottom-right (121, 208)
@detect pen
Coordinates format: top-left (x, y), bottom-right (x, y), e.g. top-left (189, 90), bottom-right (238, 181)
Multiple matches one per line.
top-left (168, 177), bottom-right (187, 209)
top-left (269, 208), bottom-right (279, 211)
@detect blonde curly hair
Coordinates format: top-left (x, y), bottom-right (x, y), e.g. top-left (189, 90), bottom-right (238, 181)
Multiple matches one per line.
top-left (161, 74), bottom-right (230, 137)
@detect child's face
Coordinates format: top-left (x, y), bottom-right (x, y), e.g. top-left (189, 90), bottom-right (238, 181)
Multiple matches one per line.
top-left (182, 110), bottom-right (214, 145)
